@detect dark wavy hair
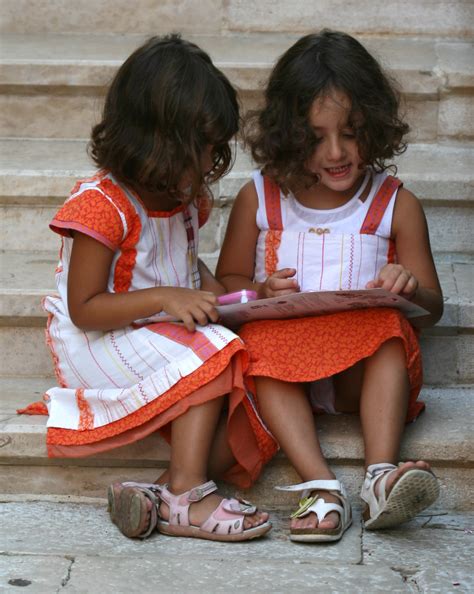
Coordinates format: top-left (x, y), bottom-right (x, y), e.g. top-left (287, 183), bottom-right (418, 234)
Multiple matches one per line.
top-left (89, 34), bottom-right (239, 199)
top-left (245, 30), bottom-right (409, 190)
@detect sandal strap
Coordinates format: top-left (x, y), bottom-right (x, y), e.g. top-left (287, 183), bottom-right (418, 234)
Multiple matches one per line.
top-left (200, 497), bottom-right (254, 536)
top-left (292, 495), bottom-right (344, 523)
top-left (276, 479), bottom-right (347, 498)
top-left (360, 463), bottom-right (398, 518)
top-left (158, 480), bottom-right (218, 527)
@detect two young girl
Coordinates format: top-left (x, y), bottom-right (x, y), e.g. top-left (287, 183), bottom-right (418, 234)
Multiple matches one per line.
top-left (40, 31), bottom-right (442, 544)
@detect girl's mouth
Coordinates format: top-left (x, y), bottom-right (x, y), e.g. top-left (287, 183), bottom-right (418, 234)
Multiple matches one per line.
top-left (325, 164), bottom-right (351, 178)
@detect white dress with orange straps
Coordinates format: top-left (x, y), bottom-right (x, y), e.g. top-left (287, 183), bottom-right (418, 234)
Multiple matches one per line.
top-left (239, 169), bottom-right (425, 422)
top-left (39, 171), bottom-right (277, 486)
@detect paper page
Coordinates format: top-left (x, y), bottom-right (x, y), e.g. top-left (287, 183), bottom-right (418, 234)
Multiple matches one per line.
top-left (215, 288), bottom-right (428, 328)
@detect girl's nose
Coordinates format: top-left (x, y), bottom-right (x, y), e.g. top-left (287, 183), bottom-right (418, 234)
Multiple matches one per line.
top-left (327, 137), bottom-right (344, 161)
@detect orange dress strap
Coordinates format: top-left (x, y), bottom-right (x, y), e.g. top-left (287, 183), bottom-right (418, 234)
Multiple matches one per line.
top-left (263, 176), bottom-right (283, 231)
top-left (360, 175), bottom-right (402, 235)
top-left (262, 176), bottom-right (283, 277)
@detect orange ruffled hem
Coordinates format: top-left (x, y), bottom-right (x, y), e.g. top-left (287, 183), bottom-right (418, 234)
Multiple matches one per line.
top-left (19, 341), bottom-right (278, 489)
top-left (239, 308), bottom-right (424, 423)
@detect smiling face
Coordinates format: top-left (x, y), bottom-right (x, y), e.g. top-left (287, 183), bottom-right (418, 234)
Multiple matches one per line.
top-left (306, 89), bottom-right (364, 195)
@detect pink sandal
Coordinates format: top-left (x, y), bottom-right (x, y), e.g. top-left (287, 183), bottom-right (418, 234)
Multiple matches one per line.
top-left (156, 480), bottom-right (272, 542)
top-left (107, 481), bottom-right (161, 539)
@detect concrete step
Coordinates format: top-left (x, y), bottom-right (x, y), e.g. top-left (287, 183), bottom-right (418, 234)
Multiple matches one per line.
top-left (0, 33), bottom-right (473, 140)
top-left (1, 0), bottom-right (473, 37)
top-left (1, 139), bottom-right (473, 255)
top-left (0, 249), bottom-right (473, 383)
top-left (0, 377), bottom-right (472, 510)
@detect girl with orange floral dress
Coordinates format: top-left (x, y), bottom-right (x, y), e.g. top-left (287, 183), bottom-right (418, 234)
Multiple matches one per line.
top-left (36, 35), bottom-right (275, 542)
top-left (216, 30), bottom-right (443, 543)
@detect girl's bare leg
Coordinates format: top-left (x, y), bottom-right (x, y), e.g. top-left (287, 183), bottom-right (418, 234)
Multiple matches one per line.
top-left (255, 377), bottom-right (340, 530)
top-left (334, 338), bottom-right (431, 495)
top-left (158, 397), bottom-right (268, 528)
top-left (156, 410), bottom-right (240, 483)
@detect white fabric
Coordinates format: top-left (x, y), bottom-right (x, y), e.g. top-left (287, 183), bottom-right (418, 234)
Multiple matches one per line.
top-left (253, 169), bottom-right (398, 292)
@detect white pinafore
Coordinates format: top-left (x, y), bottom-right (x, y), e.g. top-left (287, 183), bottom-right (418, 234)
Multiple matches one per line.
top-left (38, 170), bottom-right (277, 484)
top-left (253, 168), bottom-right (402, 292)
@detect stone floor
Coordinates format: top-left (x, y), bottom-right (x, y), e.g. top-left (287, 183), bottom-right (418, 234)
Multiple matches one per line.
top-left (0, 495), bottom-right (472, 593)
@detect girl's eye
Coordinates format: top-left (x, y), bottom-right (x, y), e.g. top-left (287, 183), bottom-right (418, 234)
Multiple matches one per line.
top-left (342, 129), bottom-right (356, 138)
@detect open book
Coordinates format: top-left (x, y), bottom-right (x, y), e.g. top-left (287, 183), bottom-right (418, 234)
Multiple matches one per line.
top-left (215, 288), bottom-right (428, 328)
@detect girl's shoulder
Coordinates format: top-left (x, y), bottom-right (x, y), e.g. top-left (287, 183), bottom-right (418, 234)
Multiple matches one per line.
top-left (51, 171), bottom-right (139, 249)
top-left (68, 170), bottom-right (135, 212)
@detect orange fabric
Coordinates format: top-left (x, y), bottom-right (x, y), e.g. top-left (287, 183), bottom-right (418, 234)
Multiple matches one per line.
top-left (263, 176), bottom-right (284, 276)
top-left (17, 401), bottom-right (48, 415)
top-left (239, 308), bottom-right (424, 423)
top-left (76, 388), bottom-right (94, 430)
top-left (50, 189), bottom-right (124, 247)
top-left (98, 177), bottom-right (142, 293)
top-left (360, 176), bottom-right (402, 235)
top-left (263, 176), bottom-right (283, 230)
top-left (264, 230), bottom-right (283, 277)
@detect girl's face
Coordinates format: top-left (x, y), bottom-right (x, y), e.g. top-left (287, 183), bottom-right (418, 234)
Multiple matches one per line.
top-left (305, 90), bottom-right (364, 193)
top-left (177, 145), bottom-right (215, 200)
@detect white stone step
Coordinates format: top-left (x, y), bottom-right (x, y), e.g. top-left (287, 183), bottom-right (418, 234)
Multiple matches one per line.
top-left (0, 34), bottom-right (473, 140)
top-left (0, 249), bottom-right (473, 384)
top-left (0, 377), bottom-right (472, 509)
top-left (1, 139), bottom-right (473, 254)
top-left (1, 0), bottom-right (473, 37)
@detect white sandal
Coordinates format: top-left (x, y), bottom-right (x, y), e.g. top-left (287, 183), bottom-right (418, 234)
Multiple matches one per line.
top-left (361, 463), bottom-right (440, 530)
top-left (276, 479), bottom-right (352, 543)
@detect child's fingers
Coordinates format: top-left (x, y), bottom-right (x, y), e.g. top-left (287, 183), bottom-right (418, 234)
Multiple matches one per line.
top-left (386, 270), bottom-right (412, 294)
top-left (200, 301), bottom-right (219, 323)
top-left (401, 276), bottom-right (418, 299)
top-left (365, 280), bottom-right (379, 289)
top-left (273, 268), bottom-right (297, 279)
top-left (180, 312), bottom-right (196, 333)
top-left (269, 277), bottom-right (299, 291)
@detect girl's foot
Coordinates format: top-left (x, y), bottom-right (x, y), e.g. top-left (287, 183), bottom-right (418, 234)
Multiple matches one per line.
top-left (277, 479), bottom-right (352, 543)
top-left (156, 480), bottom-right (272, 541)
top-left (361, 460), bottom-right (439, 530)
top-left (158, 482), bottom-right (269, 531)
top-left (290, 491), bottom-right (341, 532)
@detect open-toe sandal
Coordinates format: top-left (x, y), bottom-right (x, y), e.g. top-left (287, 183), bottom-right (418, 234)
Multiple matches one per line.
top-left (155, 480), bottom-right (272, 542)
top-left (108, 481), bottom-right (161, 539)
top-left (361, 463), bottom-right (440, 530)
top-left (276, 479), bottom-right (352, 543)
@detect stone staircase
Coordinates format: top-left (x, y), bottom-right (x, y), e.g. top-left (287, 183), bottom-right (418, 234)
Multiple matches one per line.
top-left (0, 1), bottom-right (473, 510)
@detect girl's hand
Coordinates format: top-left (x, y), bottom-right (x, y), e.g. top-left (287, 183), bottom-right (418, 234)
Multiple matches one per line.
top-left (366, 263), bottom-right (418, 300)
top-left (260, 268), bottom-right (300, 298)
top-left (158, 287), bottom-right (219, 332)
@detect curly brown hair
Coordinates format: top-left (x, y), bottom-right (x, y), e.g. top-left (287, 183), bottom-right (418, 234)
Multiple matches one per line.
top-left (245, 30), bottom-right (409, 190)
top-left (89, 34), bottom-right (239, 200)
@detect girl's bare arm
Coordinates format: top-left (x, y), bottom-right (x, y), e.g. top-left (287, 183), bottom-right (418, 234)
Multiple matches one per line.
top-left (197, 258), bottom-right (226, 295)
top-left (67, 232), bottom-right (219, 332)
top-left (368, 188), bottom-right (443, 328)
